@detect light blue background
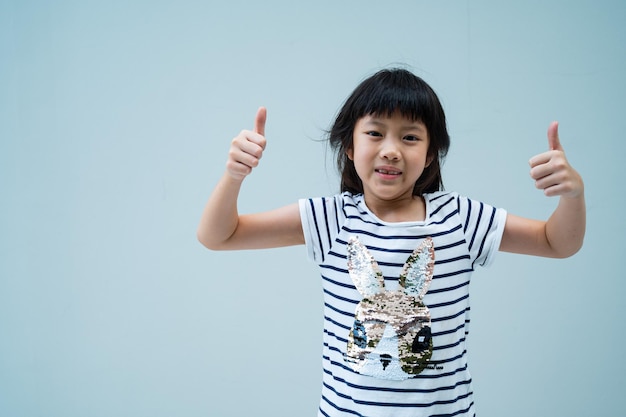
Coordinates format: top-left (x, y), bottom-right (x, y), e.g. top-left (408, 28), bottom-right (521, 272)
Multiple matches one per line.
top-left (1, 1), bottom-right (624, 416)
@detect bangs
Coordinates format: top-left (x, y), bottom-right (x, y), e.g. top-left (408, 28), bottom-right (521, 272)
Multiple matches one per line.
top-left (348, 70), bottom-right (436, 123)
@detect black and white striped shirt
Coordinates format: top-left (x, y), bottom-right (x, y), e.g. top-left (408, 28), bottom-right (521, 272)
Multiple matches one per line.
top-left (299, 191), bottom-right (506, 417)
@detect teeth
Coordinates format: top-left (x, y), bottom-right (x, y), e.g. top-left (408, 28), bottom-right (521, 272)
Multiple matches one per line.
top-left (377, 169), bottom-right (400, 175)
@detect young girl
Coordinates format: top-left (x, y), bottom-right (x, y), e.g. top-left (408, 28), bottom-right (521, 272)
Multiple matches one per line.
top-left (197, 69), bottom-right (585, 417)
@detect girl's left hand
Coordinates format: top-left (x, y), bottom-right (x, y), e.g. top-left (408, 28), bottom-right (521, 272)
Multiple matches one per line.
top-left (528, 122), bottom-right (584, 199)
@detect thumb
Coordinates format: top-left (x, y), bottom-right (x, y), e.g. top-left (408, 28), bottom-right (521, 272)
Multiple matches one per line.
top-left (547, 121), bottom-right (563, 151)
top-left (254, 106), bottom-right (267, 136)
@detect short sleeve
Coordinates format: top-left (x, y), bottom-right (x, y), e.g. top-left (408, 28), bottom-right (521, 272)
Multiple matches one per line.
top-left (456, 195), bottom-right (507, 268)
top-left (299, 195), bottom-right (344, 264)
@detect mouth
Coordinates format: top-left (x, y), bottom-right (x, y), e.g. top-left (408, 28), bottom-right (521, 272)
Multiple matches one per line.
top-left (375, 168), bottom-right (402, 176)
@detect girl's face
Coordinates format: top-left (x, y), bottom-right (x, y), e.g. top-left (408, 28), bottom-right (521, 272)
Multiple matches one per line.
top-left (347, 112), bottom-right (431, 205)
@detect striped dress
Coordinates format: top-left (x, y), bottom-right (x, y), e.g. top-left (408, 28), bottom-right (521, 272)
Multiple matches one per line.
top-left (299, 191), bottom-right (506, 417)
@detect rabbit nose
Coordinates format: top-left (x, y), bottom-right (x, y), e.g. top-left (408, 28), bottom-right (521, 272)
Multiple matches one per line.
top-left (380, 354), bottom-right (392, 370)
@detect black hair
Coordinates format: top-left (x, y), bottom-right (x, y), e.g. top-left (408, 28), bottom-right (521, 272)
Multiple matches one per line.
top-left (328, 68), bottom-right (450, 195)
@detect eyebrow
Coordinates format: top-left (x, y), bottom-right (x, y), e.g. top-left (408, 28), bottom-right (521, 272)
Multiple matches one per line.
top-left (363, 118), bottom-right (427, 132)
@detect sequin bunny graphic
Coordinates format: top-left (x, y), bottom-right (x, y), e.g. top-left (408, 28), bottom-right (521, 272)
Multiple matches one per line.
top-left (345, 237), bottom-right (435, 380)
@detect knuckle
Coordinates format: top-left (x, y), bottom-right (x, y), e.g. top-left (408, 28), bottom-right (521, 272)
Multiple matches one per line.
top-left (529, 167), bottom-right (541, 180)
top-left (231, 136), bottom-right (243, 148)
top-left (550, 156), bottom-right (564, 167)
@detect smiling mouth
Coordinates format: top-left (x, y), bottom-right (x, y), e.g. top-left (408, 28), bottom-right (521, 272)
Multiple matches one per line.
top-left (375, 168), bottom-right (402, 175)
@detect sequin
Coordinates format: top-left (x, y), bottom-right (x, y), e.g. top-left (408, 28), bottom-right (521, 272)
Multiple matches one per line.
top-left (346, 237), bottom-right (385, 297)
top-left (345, 237), bottom-right (435, 380)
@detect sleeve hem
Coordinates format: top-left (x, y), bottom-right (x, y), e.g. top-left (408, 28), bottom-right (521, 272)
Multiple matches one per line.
top-left (298, 198), bottom-right (317, 263)
top-left (482, 209), bottom-right (508, 267)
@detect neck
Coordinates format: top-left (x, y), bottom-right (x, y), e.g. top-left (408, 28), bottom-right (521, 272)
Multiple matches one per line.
top-left (364, 194), bottom-right (426, 223)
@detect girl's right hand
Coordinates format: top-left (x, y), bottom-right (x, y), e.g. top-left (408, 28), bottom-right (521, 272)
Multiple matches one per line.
top-left (226, 107), bottom-right (267, 180)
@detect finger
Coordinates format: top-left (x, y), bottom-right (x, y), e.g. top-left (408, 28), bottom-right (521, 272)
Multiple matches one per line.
top-left (233, 129), bottom-right (266, 150)
top-left (226, 159), bottom-right (253, 179)
top-left (529, 160), bottom-right (552, 180)
top-left (534, 169), bottom-right (565, 190)
top-left (529, 121), bottom-right (563, 167)
top-left (254, 106), bottom-right (267, 137)
top-left (547, 121), bottom-right (563, 151)
top-left (227, 142), bottom-right (262, 176)
top-left (537, 177), bottom-right (573, 198)
top-left (529, 151), bottom-right (551, 169)
top-left (232, 132), bottom-right (265, 158)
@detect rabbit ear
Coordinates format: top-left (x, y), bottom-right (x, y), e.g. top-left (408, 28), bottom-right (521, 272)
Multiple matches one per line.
top-left (399, 237), bottom-right (434, 299)
top-left (347, 237), bottom-right (385, 297)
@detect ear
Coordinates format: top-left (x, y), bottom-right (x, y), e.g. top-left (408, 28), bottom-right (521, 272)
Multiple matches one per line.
top-left (399, 237), bottom-right (434, 299)
top-left (425, 153), bottom-right (434, 168)
top-left (346, 146), bottom-right (354, 161)
top-left (347, 237), bottom-right (385, 297)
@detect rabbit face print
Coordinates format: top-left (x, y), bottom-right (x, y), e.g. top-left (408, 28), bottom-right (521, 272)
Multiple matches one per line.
top-left (345, 237), bottom-right (435, 380)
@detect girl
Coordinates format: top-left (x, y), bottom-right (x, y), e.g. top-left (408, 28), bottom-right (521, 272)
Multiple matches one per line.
top-left (197, 69), bottom-right (585, 417)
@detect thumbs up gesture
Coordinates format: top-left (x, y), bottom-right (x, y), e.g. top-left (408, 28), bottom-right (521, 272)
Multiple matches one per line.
top-left (226, 107), bottom-right (268, 180)
top-left (529, 122), bottom-right (584, 199)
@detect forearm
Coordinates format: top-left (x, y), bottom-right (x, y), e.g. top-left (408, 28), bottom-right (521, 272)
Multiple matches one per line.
top-left (545, 192), bottom-right (586, 258)
top-left (197, 173), bottom-right (244, 250)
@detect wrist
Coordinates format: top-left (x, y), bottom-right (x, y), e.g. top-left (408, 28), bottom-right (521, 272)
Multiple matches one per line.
top-left (223, 170), bottom-right (247, 184)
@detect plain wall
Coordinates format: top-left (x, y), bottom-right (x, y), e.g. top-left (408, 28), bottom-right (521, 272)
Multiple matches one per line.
top-left (1, 1), bottom-right (624, 416)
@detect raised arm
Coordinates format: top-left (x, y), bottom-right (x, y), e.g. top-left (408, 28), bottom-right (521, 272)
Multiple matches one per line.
top-left (197, 107), bottom-right (304, 250)
top-left (500, 122), bottom-right (586, 258)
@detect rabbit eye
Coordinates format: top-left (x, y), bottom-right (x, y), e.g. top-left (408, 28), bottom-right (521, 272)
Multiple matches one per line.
top-left (412, 326), bottom-right (432, 353)
top-left (352, 320), bottom-right (367, 349)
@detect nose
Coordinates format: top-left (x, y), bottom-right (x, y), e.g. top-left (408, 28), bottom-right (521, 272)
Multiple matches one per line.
top-left (380, 354), bottom-right (392, 370)
top-left (380, 139), bottom-right (400, 160)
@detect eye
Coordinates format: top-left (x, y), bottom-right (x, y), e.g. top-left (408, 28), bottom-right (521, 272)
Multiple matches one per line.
top-left (403, 135), bottom-right (421, 142)
top-left (411, 326), bottom-right (432, 353)
top-left (366, 131), bottom-right (383, 138)
top-left (352, 320), bottom-right (367, 349)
